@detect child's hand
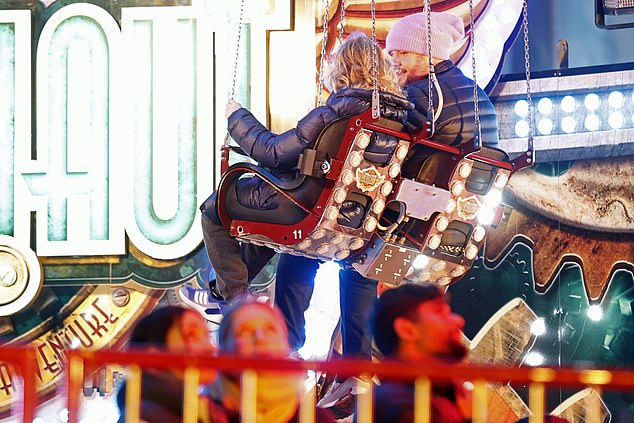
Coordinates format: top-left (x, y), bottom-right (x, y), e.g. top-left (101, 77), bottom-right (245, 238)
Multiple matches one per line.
top-left (226, 99), bottom-right (242, 118)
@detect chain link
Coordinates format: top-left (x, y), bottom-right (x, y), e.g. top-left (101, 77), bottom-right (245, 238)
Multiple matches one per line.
top-left (522, 0), bottom-right (534, 150)
top-left (229, 0), bottom-right (245, 100)
top-left (425, 0), bottom-right (434, 121)
top-left (338, 0), bottom-right (346, 45)
top-left (468, 0), bottom-right (481, 147)
top-left (371, 0), bottom-right (380, 118)
top-left (318, 0), bottom-right (330, 107)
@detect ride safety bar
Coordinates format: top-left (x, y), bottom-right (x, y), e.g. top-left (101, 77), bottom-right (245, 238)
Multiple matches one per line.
top-left (1, 346), bottom-right (632, 423)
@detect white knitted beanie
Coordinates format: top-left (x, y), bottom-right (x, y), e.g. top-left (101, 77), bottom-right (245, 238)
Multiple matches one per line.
top-left (386, 12), bottom-right (465, 60)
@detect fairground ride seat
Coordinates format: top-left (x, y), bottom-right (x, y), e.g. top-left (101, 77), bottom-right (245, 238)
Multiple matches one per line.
top-left (216, 109), bottom-right (532, 287)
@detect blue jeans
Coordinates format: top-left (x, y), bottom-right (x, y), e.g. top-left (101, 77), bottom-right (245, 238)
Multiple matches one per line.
top-left (275, 254), bottom-right (377, 359)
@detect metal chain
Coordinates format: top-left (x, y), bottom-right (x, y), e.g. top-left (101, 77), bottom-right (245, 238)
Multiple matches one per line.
top-left (522, 0), bottom-right (534, 153)
top-left (338, 0), bottom-right (346, 44)
top-left (224, 0), bottom-right (246, 147)
top-left (229, 0), bottom-right (245, 100)
top-left (468, 0), bottom-right (481, 147)
top-left (424, 0), bottom-right (434, 122)
top-left (317, 0), bottom-right (330, 107)
top-left (371, 0), bottom-right (380, 118)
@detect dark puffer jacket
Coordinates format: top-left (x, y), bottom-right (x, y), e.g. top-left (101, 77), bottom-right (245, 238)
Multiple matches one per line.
top-left (405, 60), bottom-right (499, 147)
top-left (225, 87), bottom-right (411, 212)
top-left (401, 60), bottom-right (499, 181)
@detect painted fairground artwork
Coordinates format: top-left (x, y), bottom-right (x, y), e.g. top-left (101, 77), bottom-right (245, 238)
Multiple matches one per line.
top-left (0, 0), bottom-right (632, 421)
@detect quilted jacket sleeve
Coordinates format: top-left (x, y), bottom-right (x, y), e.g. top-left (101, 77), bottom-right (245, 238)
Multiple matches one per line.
top-left (406, 83), bottom-right (430, 132)
top-left (227, 107), bottom-right (330, 170)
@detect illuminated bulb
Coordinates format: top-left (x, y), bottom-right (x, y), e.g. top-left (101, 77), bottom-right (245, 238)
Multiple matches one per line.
top-left (465, 244), bottom-right (479, 260)
top-left (316, 243), bottom-right (331, 255)
top-left (333, 188), bottom-right (347, 204)
top-left (341, 169), bottom-right (354, 185)
top-left (478, 206), bottom-right (495, 225)
top-left (584, 114), bottom-right (600, 131)
top-left (500, 7), bottom-right (515, 23)
top-left (388, 163), bottom-right (401, 178)
top-left (494, 172), bottom-right (508, 188)
top-left (380, 181), bottom-right (393, 196)
top-left (537, 97), bottom-right (552, 114)
top-left (431, 260), bottom-right (446, 272)
top-left (584, 93), bottom-right (600, 111)
top-left (514, 99), bottom-right (529, 117)
top-left (428, 234), bottom-right (441, 250)
top-left (437, 276), bottom-right (452, 286)
top-left (450, 266), bottom-right (466, 277)
top-left (538, 118), bottom-right (553, 135)
top-left (349, 238), bottom-right (365, 250)
top-left (395, 145), bottom-right (408, 160)
top-left (524, 351), bottom-right (545, 366)
top-left (412, 254), bottom-right (429, 270)
top-left (484, 189), bottom-right (502, 206)
top-left (608, 111), bottom-right (623, 129)
top-left (458, 162), bottom-right (472, 178)
top-left (363, 217), bottom-right (378, 232)
top-left (608, 91), bottom-right (624, 108)
top-left (472, 226), bottom-right (486, 242)
top-left (561, 116), bottom-right (576, 133)
top-left (325, 206), bottom-right (339, 221)
top-left (483, 15), bottom-right (500, 31)
top-left (335, 249), bottom-right (350, 260)
top-left (485, 33), bottom-right (502, 50)
top-left (310, 229), bottom-right (326, 240)
top-left (450, 181), bottom-right (464, 196)
top-left (514, 120), bottom-right (530, 137)
top-left (356, 131), bottom-right (371, 148)
top-left (435, 216), bottom-right (449, 232)
top-left (418, 272), bottom-right (432, 282)
top-left (587, 304), bottom-right (603, 321)
top-left (330, 234), bottom-right (345, 245)
top-left (445, 199), bottom-right (457, 213)
top-left (560, 95), bottom-right (576, 113)
top-left (530, 318), bottom-right (546, 336)
top-left (349, 151), bottom-right (363, 167)
top-left (372, 199), bottom-right (386, 214)
top-left (297, 239), bottom-right (311, 250)
top-left (59, 409), bottom-right (70, 423)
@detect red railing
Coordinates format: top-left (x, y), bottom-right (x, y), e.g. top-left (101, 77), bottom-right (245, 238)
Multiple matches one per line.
top-left (1, 346), bottom-right (633, 423)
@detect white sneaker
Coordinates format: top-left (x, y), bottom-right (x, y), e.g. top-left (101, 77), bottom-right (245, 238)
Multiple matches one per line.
top-left (317, 376), bottom-right (370, 418)
top-left (178, 283), bottom-right (227, 316)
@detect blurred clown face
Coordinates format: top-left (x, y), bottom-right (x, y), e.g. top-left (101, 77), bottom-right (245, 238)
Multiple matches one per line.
top-left (224, 303), bottom-right (290, 358)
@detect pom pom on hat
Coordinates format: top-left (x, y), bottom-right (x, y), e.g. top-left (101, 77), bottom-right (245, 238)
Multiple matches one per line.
top-left (386, 12), bottom-right (465, 60)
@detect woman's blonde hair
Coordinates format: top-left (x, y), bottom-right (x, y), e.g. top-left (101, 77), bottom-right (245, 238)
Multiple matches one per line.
top-left (324, 32), bottom-right (402, 95)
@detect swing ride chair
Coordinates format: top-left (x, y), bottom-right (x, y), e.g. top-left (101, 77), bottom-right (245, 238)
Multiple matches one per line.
top-left (217, 109), bottom-right (533, 287)
top-left (215, 0), bottom-right (535, 288)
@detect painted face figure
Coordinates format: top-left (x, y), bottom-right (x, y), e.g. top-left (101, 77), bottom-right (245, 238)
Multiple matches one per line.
top-left (224, 303), bottom-right (291, 358)
top-left (408, 297), bottom-right (467, 361)
top-left (390, 50), bottom-right (431, 86)
top-left (165, 310), bottom-right (217, 383)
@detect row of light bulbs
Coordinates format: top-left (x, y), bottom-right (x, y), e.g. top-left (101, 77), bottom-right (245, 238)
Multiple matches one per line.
top-left (294, 130), bottom-right (408, 261)
top-left (513, 90), bottom-right (634, 137)
top-left (406, 160), bottom-right (511, 285)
